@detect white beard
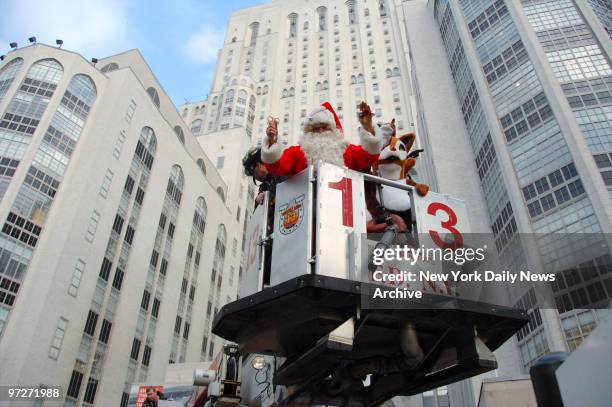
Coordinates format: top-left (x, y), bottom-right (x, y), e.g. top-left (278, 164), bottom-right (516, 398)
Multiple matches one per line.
top-left (299, 129), bottom-right (348, 167)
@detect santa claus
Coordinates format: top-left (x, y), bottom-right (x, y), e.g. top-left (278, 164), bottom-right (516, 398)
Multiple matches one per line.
top-left (261, 101), bottom-right (383, 176)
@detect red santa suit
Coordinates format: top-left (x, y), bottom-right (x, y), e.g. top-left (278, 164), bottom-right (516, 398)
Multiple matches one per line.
top-left (262, 102), bottom-right (383, 176)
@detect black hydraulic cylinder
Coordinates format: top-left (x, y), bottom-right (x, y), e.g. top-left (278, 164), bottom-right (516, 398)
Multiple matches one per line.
top-left (529, 352), bottom-right (568, 407)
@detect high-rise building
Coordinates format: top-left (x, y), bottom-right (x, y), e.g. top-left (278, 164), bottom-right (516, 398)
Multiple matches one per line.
top-left (184, 0), bottom-right (611, 406)
top-left (399, 0), bottom-right (612, 405)
top-left (191, 0), bottom-right (422, 147)
top-left (0, 44), bottom-right (243, 406)
top-left (183, 0), bottom-right (496, 240)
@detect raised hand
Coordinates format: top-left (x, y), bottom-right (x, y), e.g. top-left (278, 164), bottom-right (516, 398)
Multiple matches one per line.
top-left (358, 101), bottom-right (374, 134)
top-left (266, 116), bottom-right (279, 147)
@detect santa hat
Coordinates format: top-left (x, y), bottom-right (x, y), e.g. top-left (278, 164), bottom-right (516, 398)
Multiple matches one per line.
top-left (304, 101), bottom-right (343, 133)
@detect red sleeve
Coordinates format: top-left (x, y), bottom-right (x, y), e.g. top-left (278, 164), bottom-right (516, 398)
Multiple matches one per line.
top-left (264, 146), bottom-right (304, 177)
top-left (343, 144), bottom-right (379, 172)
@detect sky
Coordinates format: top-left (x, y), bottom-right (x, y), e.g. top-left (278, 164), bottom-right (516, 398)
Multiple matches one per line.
top-left (0, 0), bottom-right (266, 106)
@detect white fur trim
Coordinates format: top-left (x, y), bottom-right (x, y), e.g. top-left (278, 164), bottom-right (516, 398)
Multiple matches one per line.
top-left (358, 125), bottom-right (383, 154)
top-left (261, 135), bottom-right (283, 163)
top-left (304, 107), bottom-right (335, 131)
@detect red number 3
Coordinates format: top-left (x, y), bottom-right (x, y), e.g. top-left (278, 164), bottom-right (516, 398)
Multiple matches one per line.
top-left (328, 177), bottom-right (354, 227)
top-left (427, 202), bottom-right (463, 249)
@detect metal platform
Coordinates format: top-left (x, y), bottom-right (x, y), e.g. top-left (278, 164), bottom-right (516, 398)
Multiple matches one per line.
top-left (213, 274), bottom-right (527, 406)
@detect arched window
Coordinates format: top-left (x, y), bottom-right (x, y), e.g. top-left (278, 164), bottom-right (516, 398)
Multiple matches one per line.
top-left (147, 87), bottom-right (160, 108)
top-left (174, 126), bottom-right (185, 144)
top-left (256, 87), bottom-right (261, 95)
top-left (357, 74), bottom-right (364, 83)
top-left (334, 15), bottom-right (339, 24)
top-left (237, 89), bottom-right (248, 105)
top-left (288, 13), bottom-right (298, 37)
top-left (68, 74), bottom-right (97, 111)
top-left (196, 158), bottom-right (207, 176)
top-left (182, 108), bottom-right (188, 117)
top-left (212, 96), bottom-right (218, 106)
top-left (24, 73), bottom-right (96, 197)
top-left (379, 0), bottom-right (388, 17)
top-left (0, 58), bottom-right (63, 165)
top-left (347, 0), bottom-right (358, 24)
top-left (216, 187), bottom-right (226, 203)
top-left (282, 89), bottom-right (288, 98)
top-left (28, 58), bottom-right (64, 85)
top-left (100, 62), bottom-right (119, 73)
top-left (323, 80), bottom-right (328, 90)
top-left (194, 197), bottom-right (207, 234)
top-left (263, 85), bottom-right (269, 95)
top-left (225, 89), bottom-right (234, 104)
top-left (191, 119), bottom-right (203, 135)
top-left (139, 127), bottom-right (157, 169)
top-left (0, 57), bottom-right (24, 100)
top-left (289, 87), bottom-right (294, 96)
top-left (385, 68), bottom-right (392, 78)
top-left (393, 67), bottom-right (400, 76)
top-left (304, 21), bottom-right (309, 30)
top-left (212, 224), bottom-right (227, 282)
top-left (351, 75), bottom-right (356, 84)
top-left (317, 6), bottom-right (327, 31)
top-left (249, 22), bottom-right (260, 46)
top-left (167, 165), bottom-right (184, 205)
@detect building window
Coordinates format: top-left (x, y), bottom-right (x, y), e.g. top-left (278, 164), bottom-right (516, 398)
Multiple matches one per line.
top-left (83, 310), bottom-right (98, 336)
top-left (142, 345), bottom-right (152, 366)
top-left (99, 319), bottom-right (112, 344)
top-left (67, 370), bottom-right (83, 399)
top-left (197, 158), bottom-right (207, 176)
top-left (289, 13), bottom-right (298, 37)
top-left (99, 169), bottom-right (113, 199)
top-left (85, 210), bottom-right (100, 243)
top-left (174, 126), bottom-right (185, 144)
top-left (0, 57), bottom-right (24, 101)
top-left (249, 22), bottom-right (259, 46)
top-left (191, 119), bottom-right (203, 135)
top-left (113, 130), bottom-right (126, 159)
top-left (216, 156), bottom-right (225, 169)
top-left (130, 337), bottom-right (141, 360)
top-left (152, 298), bottom-right (160, 318)
top-left (125, 99), bottom-right (136, 123)
top-left (146, 87), bottom-right (160, 108)
top-left (347, 0), bottom-right (358, 24)
top-left (317, 6), bottom-right (327, 31)
top-left (68, 259), bottom-right (86, 297)
top-left (112, 268), bottom-right (124, 291)
top-left (48, 317), bottom-right (68, 359)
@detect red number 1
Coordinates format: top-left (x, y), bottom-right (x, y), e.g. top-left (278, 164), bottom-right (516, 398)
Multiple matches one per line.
top-left (328, 177), bottom-right (353, 227)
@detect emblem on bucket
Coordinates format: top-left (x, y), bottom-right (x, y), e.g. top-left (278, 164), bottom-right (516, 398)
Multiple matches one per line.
top-left (279, 194), bottom-right (305, 235)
